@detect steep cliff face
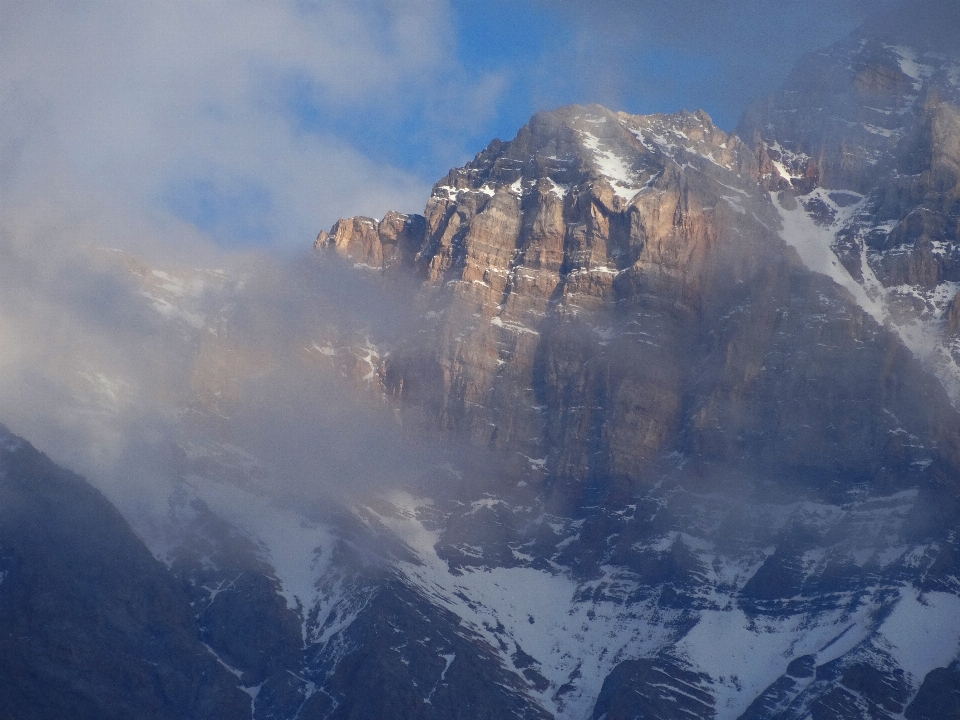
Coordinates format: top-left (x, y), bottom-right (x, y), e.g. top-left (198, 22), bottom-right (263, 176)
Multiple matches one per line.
top-left (295, 8), bottom-right (960, 717)
top-left (389, 106), bottom-right (763, 493)
top-left (318, 103), bottom-right (960, 509)
top-left (740, 0), bottom-right (960, 400)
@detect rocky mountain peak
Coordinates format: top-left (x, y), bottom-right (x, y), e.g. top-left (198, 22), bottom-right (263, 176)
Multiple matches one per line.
top-left (430, 104), bottom-right (751, 213)
top-left (301, 47), bottom-right (960, 713)
top-left (19, 5), bottom-right (960, 719)
top-left (736, 4), bottom-right (960, 405)
top-left (317, 103), bottom-right (762, 287)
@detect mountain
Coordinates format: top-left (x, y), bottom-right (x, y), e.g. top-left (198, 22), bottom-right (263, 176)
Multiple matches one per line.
top-left (740, 0), bottom-right (960, 400)
top-left (311, 98), bottom-right (960, 717)
top-left (0, 425), bottom-right (250, 720)
top-left (4, 2), bottom-right (960, 719)
top-left (304, 4), bottom-right (960, 718)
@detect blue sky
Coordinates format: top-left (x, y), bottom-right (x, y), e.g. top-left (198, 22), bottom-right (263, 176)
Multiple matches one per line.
top-left (0, 0), bottom-right (894, 254)
top-left (290, 0), bottom-right (893, 184)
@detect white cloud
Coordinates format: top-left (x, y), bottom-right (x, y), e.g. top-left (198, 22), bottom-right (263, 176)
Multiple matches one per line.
top-left (0, 0), bottom-right (512, 523)
top-left (0, 0), bottom-right (499, 251)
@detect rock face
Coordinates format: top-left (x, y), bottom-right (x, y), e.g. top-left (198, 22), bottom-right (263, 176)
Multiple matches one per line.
top-left (379, 106), bottom-right (766, 496)
top-left (740, 0), bottom-right (960, 398)
top-left (315, 211), bottom-right (426, 274)
top-left (321, 102), bottom-right (960, 510)
top-left (293, 3), bottom-right (960, 718)
top-left (0, 425), bottom-right (250, 720)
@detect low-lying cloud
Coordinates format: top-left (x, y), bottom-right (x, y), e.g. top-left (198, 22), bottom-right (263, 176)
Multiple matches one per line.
top-left (0, 189), bottom-right (434, 547)
top-left (0, 0), bottom-right (489, 552)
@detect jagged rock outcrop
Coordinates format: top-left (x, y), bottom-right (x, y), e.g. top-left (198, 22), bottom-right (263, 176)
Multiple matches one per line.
top-left (591, 656), bottom-right (715, 720)
top-left (740, 0), bottom-right (960, 396)
top-left (322, 106), bottom-right (764, 486)
top-left (318, 102), bottom-right (960, 509)
top-left (315, 211), bottom-right (426, 273)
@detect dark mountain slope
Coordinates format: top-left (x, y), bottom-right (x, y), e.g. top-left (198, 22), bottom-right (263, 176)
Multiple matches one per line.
top-left (0, 425), bottom-right (249, 720)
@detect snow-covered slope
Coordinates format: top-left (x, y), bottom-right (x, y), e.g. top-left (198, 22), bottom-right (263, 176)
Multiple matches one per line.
top-left (742, 16), bottom-right (960, 408)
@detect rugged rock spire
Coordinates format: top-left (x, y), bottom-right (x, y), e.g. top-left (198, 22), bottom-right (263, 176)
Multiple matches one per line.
top-left (318, 103), bottom-right (960, 509)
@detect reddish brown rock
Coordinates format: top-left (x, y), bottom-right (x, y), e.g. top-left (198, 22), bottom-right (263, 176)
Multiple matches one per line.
top-left (318, 104), bottom-right (960, 507)
top-left (316, 211), bottom-right (425, 273)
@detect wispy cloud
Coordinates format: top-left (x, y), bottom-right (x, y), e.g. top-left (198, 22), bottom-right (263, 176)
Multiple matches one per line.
top-left (0, 0), bottom-right (908, 253)
top-left (527, 0), bottom-right (899, 128)
top-left (0, 0), bottom-right (509, 538)
top-left (0, 0), bottom-right (507, 250)
top-left (0, 198), bottom-right (431, 530)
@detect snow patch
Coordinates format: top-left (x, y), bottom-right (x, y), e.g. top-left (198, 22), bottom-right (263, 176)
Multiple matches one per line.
top-left (578, 131), bottom-right (640, 202)
top-left (491, 316), bottom-right (539, 335)
top-left (176, 479), bottom-right (340, 644)
top-left (203, 641), bottom-right (244, 679)
top-left (368, 493), bottom-right (678, 720)
top-left (547, 178), bottom-right (570, 199)
top-left (773, 190), bottom-right (884, 323)
top-left (424, 653), bottom-right (456, 704)
top-left (889, 45), bottom-right (934, 85)
top-left (141, 291), bottom-right (206, 328)
top-left (678, 597), bottom-right (881, 720)
top-left (876, 587), bottom-right (960, 682)
top-left (310, 343), bottom-right (336, 357)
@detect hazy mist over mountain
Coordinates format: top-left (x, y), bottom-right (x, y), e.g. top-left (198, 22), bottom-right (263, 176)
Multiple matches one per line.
top-left (3, 2), bottom-right (960, 719)
top-left (0, 0), bottom-right (902, 526)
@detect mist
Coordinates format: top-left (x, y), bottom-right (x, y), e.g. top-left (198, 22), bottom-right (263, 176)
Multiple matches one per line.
top-left (0, 192), bottom-right (440, 548)
top-left (0, 0), bottom-right (509, 563)
top-left (0, 0), bottom-right (945, 559)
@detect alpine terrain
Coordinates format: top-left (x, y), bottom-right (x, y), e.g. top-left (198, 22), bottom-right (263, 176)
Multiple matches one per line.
top-left (2, 2), bottom-right (960, 719)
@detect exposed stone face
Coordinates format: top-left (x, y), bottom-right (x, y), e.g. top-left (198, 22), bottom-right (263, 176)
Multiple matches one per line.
top-left (738, 6), bottom-right (960, 401)
top-left (591, 656), bottom-right (714, 720)
top-left (316, 211), bottom-right (426, 273)
top-left (359, 108), bottom-right (762, 469)
top-left (319, 103), bottom-right (960, 508)
top-left (298, 18), bottom-right (960, 713)
top-left (906, 660), bottom-right (960, 720)
top-left (947, 290), bottom-right (960, 334)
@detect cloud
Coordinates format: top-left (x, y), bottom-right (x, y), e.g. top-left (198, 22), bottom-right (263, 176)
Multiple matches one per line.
top-left (0, 0), bottom-right (512, 543)
top-left (0, 191), bottom-right (436, 535)
top-left (528, 0), bottom-right (900, 128)
top-left (0, 0), bottom-right (503, 251)
top-left (0, 0), bottom-right (911, 257)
